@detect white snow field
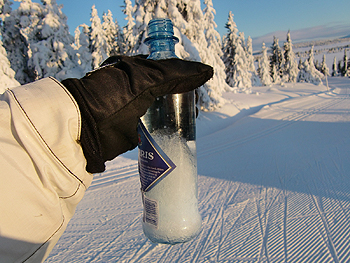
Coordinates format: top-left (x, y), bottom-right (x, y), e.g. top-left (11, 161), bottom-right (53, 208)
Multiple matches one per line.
top-left (47, 77), bottom-right (350, 262)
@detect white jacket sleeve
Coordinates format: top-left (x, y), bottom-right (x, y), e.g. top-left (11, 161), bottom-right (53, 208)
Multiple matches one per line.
top-left (0, 78), bottom-right (93, 262)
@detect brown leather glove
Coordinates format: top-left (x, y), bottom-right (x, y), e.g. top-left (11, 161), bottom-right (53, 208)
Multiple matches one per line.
top-left (62, 55), bottom-right (213, 173)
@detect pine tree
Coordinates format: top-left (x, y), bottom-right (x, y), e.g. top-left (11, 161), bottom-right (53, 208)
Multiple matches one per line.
top-left (1, 0), bottom-right (44, 83)
top-left (320, 54), bottom-right (329, 77)
top-left (222, 11), bottom-right (238, 88)
top-left (0, 40), bottom-right (20, 92)
top-left (282, 30), bottom-right (298, 83)
top-left (122, 0), bottom-right (136, 55)
top-left (183, 0), bottom-right (226, 109)
top-left (338, 60), bottom-right (342, 76)
top-left (27, 0), bottom-right (78, 81)
top-left (203, 0), bottom-right (229, 97)
top-left (307, 45), bottom-right (324, 81)
top-left (185, 0), bottom-right (206, 45)
top-left (0, 1), bottom-right (20, 91)
top-left (332, 56), bottom-right (338, 76)
top-left (271, 63), bottom-right (281, 84)
top-left (343, 49), bottom-right (349, 77)
top-left (166, 0), bottom-right (187, 30)
top-left (132, 0), bottom-right (154, 54)
top-left (74, 24), bottom-right (92, 75)
top-left (298, 57), bottom-right (303, 70)
top-left (297, 57), bottom-right (323, 85)
top-left (0, 0), bottom-right (12, 19)
top-left (246, 36), bottom-right (259, 86)
top-left (297, 59), bottom-right (318, 84)
top-left (258, 42), bottom-right (272, 86)
top-left (232, 32), bottom-right (251, 91)
top-left (102, 10), bottom-right (121, 56)
top-left (270, 36), bottom-right (283, 81)
top-left (164, 0), bottom-right (217, 110)
top-left (90, 5), bottom-right (109, 69)
top-left (154, 0), bottom-right (167, 18)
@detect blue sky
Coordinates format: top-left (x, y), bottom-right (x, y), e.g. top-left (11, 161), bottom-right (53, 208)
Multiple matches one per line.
top-left (12, 0), bottom-right (350, 49)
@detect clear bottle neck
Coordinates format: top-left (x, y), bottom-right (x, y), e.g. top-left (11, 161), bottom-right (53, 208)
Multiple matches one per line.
top-left (146, 38), bottom-right (178, 60)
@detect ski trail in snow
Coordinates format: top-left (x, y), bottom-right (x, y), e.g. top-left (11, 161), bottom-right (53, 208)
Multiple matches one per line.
top-left (89, 163), bottom-right (138, 191)
top-left (283, 194), bottom-right (288, 262)
top-left (305, 161), bottom-right (340, 263)
top-left (215, 184), bottom-right (245, 262)
top-left (321, 162), bottom-right (350, 262)
top-left (125, 239), bottom-right (158, 263)
top-left (198, 94), bottom-right (347, 158)
top-left (255, 187), bottom-right (284, 263)
top-left (87, 214), bottom-right (142, 262)
top-left (191, 182), bottom-right (241, 262)
top-left (256, 196), bottom-right (271, 263)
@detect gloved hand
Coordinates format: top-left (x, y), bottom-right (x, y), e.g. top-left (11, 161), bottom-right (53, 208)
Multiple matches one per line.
top-left (62, 55), bottom-right (213, 173)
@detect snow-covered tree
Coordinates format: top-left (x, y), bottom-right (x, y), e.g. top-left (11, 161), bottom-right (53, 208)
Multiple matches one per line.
top-left (270, 36), bottom-right (283, 80)
top-left (232, 32), bottom-right (251, 92)
top-left (202, 0), bottom-right (229, 96)
top-left (222, 11), bottom-right (238, 88)
top-left (0, 36), bottom-right (20, 92)
top-left (320, 54), bottom-right (329, 77)
top-left (315, 60), bottom-right (320, 71)
top-left (246, 36), bottom-right (259, 86)
top-left (258, 42), bottom-right (272, 86)
top-left (122, 0), bottom-right (136, 55)
top-left (102, 10), bottom-right (121, 56)
top-left (342, 49), bottom-right (349, 77)
top-left (298, 57), bottom-right (303, 70)
top-left (132, 0), bottom-right (154, 54)
top-left (332, 56), bottom-right (338, 76)
top-left (188, 0), bottom-right (227, 109)
top-left (90, 5), bottom-right (109, 69)
top-left (271, 63), bottom-right (281, 84)
top-left (166, 0), bottom-right (188, 31)
top-left (27, 0), bottom-right (78, 81)
top-left (0, 0), bottom-right (12, 19)
top-left (1, 0), bottom-right (44, 83)
top-left (297, 56), bottom-right (323, 85)
top-left (338, 60), bottom-right (342, 76)
top-left (74, 24), bottom-right (92, 75)
top-left (0, 0), bottom-right (18, 91)
top-left (307, 45), bottom-right (324, 81)
top-left (282, 30), bottom-right (299, 82)
top-left (154, 0), bottom-right (167, 18)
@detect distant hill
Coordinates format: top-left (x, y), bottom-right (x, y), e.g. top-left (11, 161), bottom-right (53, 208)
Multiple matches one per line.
top-left (293, 37), bottom-right (350, 50)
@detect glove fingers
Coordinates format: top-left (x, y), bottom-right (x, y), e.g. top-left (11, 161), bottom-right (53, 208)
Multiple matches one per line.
top-left (148, 58), bottom-right (214, 96)
top-left (110, 56), bottom-right (213, 97)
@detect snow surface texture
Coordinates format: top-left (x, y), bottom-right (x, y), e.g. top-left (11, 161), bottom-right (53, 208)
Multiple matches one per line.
top-left (46, 77), bottom-right (350, 262)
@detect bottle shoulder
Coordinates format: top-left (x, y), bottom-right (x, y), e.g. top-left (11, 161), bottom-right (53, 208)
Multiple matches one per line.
top-left (147, 51), bottom-right (178, 60)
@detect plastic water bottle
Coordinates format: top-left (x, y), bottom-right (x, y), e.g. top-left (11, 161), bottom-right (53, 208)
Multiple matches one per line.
top-left (137, 18), bottom-right (201, 244)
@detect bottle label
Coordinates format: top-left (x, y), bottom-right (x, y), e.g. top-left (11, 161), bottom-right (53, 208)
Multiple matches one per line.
top-left (137, 121), bottom-right (176, 192)
top-left (142, 192), bottom-right (159, 228)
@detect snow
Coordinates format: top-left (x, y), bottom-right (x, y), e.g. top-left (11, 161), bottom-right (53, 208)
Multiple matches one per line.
top-left (46, 77), bottom-right (350, 262)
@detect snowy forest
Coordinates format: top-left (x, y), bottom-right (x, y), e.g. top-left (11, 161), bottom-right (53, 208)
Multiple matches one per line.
top-left (1, 0), bottom-right (350, 110)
